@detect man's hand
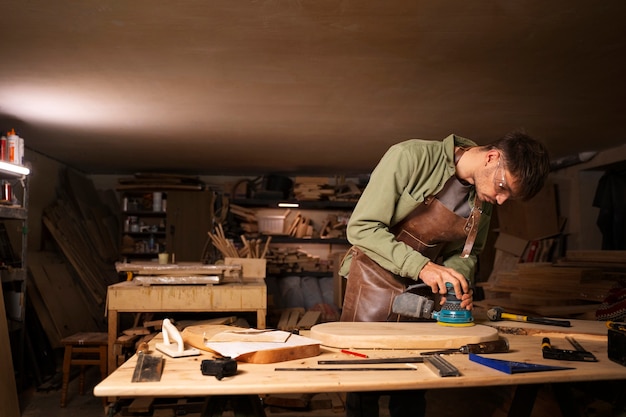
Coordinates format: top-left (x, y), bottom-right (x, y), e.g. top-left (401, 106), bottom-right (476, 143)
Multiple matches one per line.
top-left (418, 262), bottom-right (473, 310)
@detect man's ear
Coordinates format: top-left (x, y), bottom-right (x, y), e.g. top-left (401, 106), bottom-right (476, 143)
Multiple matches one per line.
top-left (485, 149), bottom-right (500, 165)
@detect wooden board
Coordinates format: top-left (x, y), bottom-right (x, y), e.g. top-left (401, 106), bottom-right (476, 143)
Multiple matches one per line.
top-left (0, 284), bottom-right (20, 417)
top-left (115, 262), bottom-right (240, 275)
top-left (309, 322), bottom-right (499, 349)
top-left (182, 324), bottom-right (320, 364)
top-left (133, 275), bottom-right (221, 285)
top-left (481, 318), bottom-right (609, 340)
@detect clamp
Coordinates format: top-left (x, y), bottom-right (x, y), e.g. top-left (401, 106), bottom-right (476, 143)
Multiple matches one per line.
top-left (541, 337), bottom-right (598, 362)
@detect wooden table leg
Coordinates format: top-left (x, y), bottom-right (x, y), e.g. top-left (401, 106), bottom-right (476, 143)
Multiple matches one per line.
top-left (507, 384), bottom-right (539, 417)
top-left (552, 383), bottom-right (582, 417)
top-left (108, 309), bottom-right (118, 375)
top-left (202, 395), bottom-right (266, 417)
top-left (257, 309), bottom-right (266, 329)
top-left (60, 344), bottom-right (73, 407)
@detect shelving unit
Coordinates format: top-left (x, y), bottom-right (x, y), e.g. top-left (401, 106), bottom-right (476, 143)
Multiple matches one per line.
top-left (120, 191), bottom-right (167, 260)
top-left (231, 198), bottom-right (354, 246)
top-left (229, 198), bottom-right (355, 310)
top-left (119, 189), bottom-right (214, 263)
top-left (0, 164), bottom-right (29, 391)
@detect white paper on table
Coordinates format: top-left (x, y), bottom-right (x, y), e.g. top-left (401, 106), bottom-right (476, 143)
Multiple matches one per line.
top-left (204, 331), bottom-right (320, 358)
top-left (208, 329), bottom-right (291, 343)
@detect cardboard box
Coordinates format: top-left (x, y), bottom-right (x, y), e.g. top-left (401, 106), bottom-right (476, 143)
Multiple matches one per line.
top-left (224, 257), bottom-right (267, 282)
top-left (494, 232), bottom-right (528, 258)
top-left (496, 181), bottom-right (560, 241)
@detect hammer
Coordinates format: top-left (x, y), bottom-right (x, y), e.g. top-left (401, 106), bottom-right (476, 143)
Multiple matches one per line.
top-left (487, 306), bottom-right (571, 327)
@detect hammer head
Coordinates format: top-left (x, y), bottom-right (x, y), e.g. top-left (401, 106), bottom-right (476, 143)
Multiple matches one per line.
top-left (487, 306), bottom-right (504, 321)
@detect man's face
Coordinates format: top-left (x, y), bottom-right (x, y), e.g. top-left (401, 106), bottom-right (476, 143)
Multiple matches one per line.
top-left (477, 152), bottom-right (518, 205)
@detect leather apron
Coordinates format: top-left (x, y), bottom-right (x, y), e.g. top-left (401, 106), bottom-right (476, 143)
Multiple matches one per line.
top-left (340, 151), bottom-right (483, 322)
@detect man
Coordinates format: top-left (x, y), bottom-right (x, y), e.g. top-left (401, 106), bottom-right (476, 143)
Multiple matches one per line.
top-left (339, 132), bottom-right (551, 417)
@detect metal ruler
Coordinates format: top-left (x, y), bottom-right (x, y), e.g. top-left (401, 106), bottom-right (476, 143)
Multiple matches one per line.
top-left (424, 354), bottom-right (461, 377)
top-left (314, 355), bottom-right (460, 377)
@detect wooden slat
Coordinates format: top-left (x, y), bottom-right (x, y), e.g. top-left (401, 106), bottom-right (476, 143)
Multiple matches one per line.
top-left (27, 251), bottom-right (102, 348)
top-left (0, 284), bottom-right (20, 417)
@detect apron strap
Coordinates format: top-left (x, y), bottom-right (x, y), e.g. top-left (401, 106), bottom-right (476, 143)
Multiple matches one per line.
top-left (460, 196), bottom-right (483, 258)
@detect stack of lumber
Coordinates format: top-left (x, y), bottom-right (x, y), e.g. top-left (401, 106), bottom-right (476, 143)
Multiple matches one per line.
top-left (332, 180), bottom-right (363, 201)
top-left (36, 169), bottom-right (120, 341)
top-left (276, 308), bottom-right (322, 331)
top-left (477, 250), bottom-right (626, 319)
top-left (293, 177), bottom-right (336, 201)
top-left (228, 204), bottom-right (258, 233)
top-left (207, 223), bottom-right (272, 259)
top-left (264, 392), bottom-right (345, 414)
top-left (267, 247), bottom-right (328, 275)
top-left (285, 212), bottom-right (312, 238)
top-left (115, 172), bottom-right (204, 191)
top-left (27, 251), bottom-right (105, 348)
top-left (319, 213), bottom-right (348, 239)
top-left (293, 176), bottom-right (363, 202)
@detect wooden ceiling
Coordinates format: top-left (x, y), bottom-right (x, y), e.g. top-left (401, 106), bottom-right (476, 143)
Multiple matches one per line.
top-left (1, 1), bottom-right (625, 175)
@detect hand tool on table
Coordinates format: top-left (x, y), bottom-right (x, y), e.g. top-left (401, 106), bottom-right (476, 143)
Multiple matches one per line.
top-left (606, 321), bottom-right (626, 332)
top-left (607, 321), bottom-right (626, 366)
top-left (392, 282), bottom-right (474, 327)
top-left (469, 353), bottom-right (575, 374)
top-left (317, 354), bottom-right (461, 377)
top-left (423, 354), bottom-right (461, 377)
top-left (420, 337), bottom-right (509, 355)
top-left (131, 337), bottom-right (163, 382)
top-left (156, 318), bottom-right (201, 358)
top-left (275, 367), bottom-right (417, 372)
top-left (201, 357), bottom-right (238, 380)
top-left (541, 337), bottom-right (598, 362)
top-left (318, 357), bottom-right (425, 365)
top-left (131, 351), bottom-right (164, 382)
top-left (487, 306), bottom-right (571, 327)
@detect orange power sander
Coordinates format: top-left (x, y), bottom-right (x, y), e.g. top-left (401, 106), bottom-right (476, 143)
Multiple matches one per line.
top-left (392, 282), bottom-right (474, 327)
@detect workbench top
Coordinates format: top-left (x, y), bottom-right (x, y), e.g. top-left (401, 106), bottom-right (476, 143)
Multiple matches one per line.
top-left (94, 320), bottom-right (626, 398)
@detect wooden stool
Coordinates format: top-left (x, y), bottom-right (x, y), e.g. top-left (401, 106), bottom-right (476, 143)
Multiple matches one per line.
top-left (60, 332), bottom-right (108, 408)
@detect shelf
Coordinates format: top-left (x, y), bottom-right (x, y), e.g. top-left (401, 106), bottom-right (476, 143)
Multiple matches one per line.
top-left (120, 252), bottom-right (161, 258)
top-left (123, 231), bottom-right (166, 237)
top-left (269, 271), bottom-right (334, 278)
top-left (232, 199), bottom-right (356, 209)
top-left (122, 211), bottom-right (166, 217)
top-left (0, 205), bottom-right (27, 220)
top-left (263, 235), bottom-right (348, 245)
top-left (1, 268), bottom-right (26, 283)
top-left (0, 162), bottom-right (30, 178)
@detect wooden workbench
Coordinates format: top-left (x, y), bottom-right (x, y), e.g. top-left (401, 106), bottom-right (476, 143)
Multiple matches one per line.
top-left (95, 320), bottom-right (626, 416)
top-left (106, 281), bottom-right (266, 374)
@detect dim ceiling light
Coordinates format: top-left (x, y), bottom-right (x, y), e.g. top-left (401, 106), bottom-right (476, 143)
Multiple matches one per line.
top-left (0, 161), bottom-right (30, 176)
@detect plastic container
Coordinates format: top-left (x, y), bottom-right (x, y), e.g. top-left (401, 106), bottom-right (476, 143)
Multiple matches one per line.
top-left (7, 129), bottom-right (19, 164)
top-left (0, 135), bottom-right (6, 161)
top-left (256, 209), bottom-right (288, 234)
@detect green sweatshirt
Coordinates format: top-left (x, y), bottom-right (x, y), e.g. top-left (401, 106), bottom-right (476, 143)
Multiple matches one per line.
top-left (339, 134), bottom-right (493, 284)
